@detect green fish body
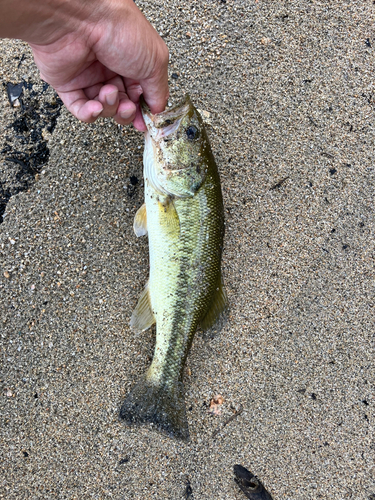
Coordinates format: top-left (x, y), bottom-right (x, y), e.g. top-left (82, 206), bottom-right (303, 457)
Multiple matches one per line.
top-left (119, 96), bottom-right (227, 440)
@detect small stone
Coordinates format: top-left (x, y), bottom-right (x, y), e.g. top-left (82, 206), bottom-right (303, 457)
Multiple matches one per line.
top-left (209, 394), bottom-right (225, 415)
top-left (261, 37), bottom-right (271, 45)
top-left (3, 271), bottom-right (10, 279)
top-left (42, 129), bottom-right (52, 141)
top-left (6, 390), bottom-right (13, 397)
top-left (6, 82), bottom-right (23, 105)
top-left (213, 395), bottom-right (224, 405)
top-left (197, 109), bottom-right (212, 125)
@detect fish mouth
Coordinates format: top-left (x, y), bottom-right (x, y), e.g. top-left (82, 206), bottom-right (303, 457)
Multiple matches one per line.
top-left (141, 95), bottom-right (192, 138)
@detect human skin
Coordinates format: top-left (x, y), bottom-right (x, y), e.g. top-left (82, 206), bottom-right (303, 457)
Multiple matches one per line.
top-left (0, 0), bottom-right (169, 130)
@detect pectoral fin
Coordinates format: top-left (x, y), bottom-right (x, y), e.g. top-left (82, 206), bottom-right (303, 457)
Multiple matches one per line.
top-left (200, 275), bottom-right (228, 331)
top-left (130, 282), bottom-right (155, 332)
top-left (158, 199), bottom-right (180, 237)
top-left (133, 203), bottom-right (147, 237)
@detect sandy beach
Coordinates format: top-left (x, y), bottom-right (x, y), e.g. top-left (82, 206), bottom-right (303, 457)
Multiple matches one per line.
top-left (1, 1), bottom-right (374, 498)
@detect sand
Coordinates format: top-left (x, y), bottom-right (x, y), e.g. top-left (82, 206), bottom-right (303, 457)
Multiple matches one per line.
top-left (0, 1), bottom-right (374, 498)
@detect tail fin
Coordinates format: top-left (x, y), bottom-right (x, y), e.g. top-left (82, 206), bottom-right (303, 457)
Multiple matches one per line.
top-left (119, 374), bottom-right (189, 441)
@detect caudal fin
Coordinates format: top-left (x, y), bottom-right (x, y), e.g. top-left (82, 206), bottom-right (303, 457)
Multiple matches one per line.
top-left (119, 375), bottom-right (189, 441)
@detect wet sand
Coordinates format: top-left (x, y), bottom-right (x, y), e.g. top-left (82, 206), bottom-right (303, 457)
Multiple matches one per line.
top-left (0, 1), bottom-right (374, 499)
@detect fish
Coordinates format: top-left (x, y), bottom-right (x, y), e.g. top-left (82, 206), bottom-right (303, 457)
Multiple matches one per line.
top-left (233, 465), bottom-right (274, 500)
top-left (119, 95), bottom-right (227, 440)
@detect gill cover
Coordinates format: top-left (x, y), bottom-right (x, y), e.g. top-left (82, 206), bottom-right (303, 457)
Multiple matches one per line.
top-left (142, 95), bottom-right (209, 198)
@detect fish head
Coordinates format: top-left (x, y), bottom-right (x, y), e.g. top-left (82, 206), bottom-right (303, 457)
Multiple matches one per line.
top-left (142, 95), bottom-right (209, 198)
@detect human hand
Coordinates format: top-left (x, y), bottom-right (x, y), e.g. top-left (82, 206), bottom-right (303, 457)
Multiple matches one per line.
top-left (25, 0), bottom-right (169, 131)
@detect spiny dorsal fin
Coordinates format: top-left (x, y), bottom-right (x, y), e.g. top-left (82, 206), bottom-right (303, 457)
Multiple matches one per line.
top-left (200, 275), bottom-right (228, 331)
top-left (130, 281), bottom-right (155, 332)
top-left (133, 203), bottom-right (147, 237)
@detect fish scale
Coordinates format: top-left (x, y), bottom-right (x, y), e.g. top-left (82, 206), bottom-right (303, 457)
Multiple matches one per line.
top-left (119, 95), bottom-right (227, 440)
top-left (148, 176), bottom-right (221, 383)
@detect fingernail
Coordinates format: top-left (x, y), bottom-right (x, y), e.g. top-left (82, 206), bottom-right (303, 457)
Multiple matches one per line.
top-left (92, 107), bottom-right (103, 118)
top-left (120, 110), bottom-right (132, 120)
top-left (106, 91), bottom-right (117, 106)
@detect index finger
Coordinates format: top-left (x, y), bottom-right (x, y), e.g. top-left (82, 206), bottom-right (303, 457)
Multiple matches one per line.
top-left (141, 54), bottom-right (170, 114)
top-left (125, 45), bottom-right (170, 115)
top-left (57, 87), bottom-right (103, 122)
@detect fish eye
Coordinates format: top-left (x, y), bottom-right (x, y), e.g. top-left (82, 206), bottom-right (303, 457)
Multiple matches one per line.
top-left (186, 125), bottom-right (200, 141)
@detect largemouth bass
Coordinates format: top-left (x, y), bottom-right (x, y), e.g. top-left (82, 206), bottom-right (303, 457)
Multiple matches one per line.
top-left (119, 95), bottom-right (227, 440)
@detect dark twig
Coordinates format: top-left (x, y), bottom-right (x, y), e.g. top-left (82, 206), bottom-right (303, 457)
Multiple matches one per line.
top-left (269, 176), bottom-right (289, 191)
top-left (308, 115), bottom-right (318, 127)
top-left (212, 404), bottom-right (243, 438)
top-left (184, 478), bottom-right (194, 499)
top-left (17, 54), bottom-right (26, 69)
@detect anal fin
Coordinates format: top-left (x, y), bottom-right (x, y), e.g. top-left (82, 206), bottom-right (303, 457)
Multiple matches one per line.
top-left (200, 275), bottom-right (228, 331)
top-left (130, 281), bottom-right (155, 332)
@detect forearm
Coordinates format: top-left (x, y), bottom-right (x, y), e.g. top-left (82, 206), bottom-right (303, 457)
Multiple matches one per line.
top-left (0, 0), bottom-right (169, 125)
top-left (0, 0), bottom-right (134, 45)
